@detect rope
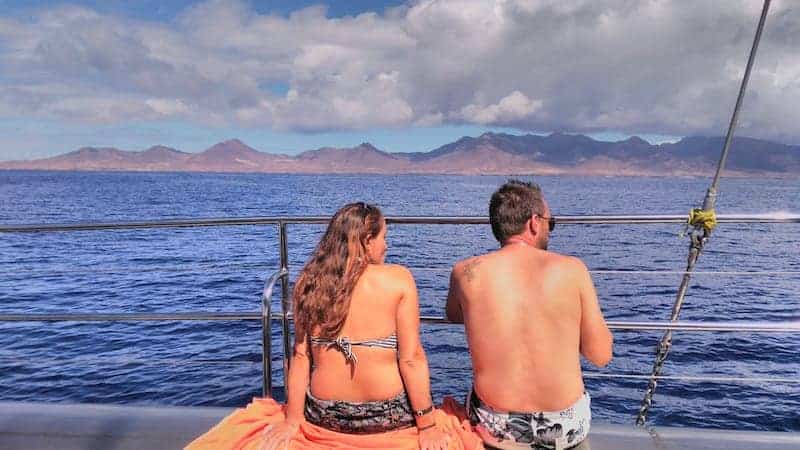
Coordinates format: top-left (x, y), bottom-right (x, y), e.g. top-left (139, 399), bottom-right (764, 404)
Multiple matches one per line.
top-left (635, 0), bottom-right (773, 426)
top-left (685, 208), bottom-right (717, 234)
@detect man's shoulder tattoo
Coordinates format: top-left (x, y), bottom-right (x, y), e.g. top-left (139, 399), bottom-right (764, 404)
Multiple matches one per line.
top-left (461, 258), bottom-right (481, 283)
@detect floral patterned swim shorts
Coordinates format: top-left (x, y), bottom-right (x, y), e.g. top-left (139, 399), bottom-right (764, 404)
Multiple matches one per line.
top-left (467, 388), bottom-right (591, 450)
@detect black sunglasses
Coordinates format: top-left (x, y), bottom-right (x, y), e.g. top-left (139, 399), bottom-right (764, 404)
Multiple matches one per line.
top-left (538, 215), bottom-right (556, 232)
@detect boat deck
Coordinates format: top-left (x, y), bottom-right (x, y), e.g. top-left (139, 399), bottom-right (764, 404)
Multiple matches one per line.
top-left (0, 401), bottom-right (797, 450)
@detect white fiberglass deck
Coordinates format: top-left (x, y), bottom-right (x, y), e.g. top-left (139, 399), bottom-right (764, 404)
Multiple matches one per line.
top-left (0, 401), bottom-right (797, 450)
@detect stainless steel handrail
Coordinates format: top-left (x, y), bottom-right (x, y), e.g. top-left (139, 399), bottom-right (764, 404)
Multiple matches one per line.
top-left (418, 318), bottom-right (800, 333)
top-left (0, 356), bottom-right (262, 366)
top-left (583, 373), bottom-right (800, 384)
top-left (1, 213), bottom-right (799, 233)
top-left (0, 314), bottom-right (800, 333)
top-left (0, 312), bottom-right (263, 321)
top-left (0, 355), bottom-right (795, 385)
top-left (2, 314), bottom-right (798, 333)
top-left (261, 268), bottom-right (288, 397)
top-left (8, 264), bottom-right (800, 278)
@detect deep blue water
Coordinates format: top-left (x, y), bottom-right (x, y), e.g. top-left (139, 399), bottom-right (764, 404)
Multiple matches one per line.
top-left (0, 170), bottom-right (798, 431)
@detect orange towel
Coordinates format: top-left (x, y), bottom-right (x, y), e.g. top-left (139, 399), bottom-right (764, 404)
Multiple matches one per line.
top-left (185, 396), bottom-right (484, 450)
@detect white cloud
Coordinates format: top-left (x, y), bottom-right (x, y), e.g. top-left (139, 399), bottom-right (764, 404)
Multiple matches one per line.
top-left (414, 112), bottom-right (445, 127)
top-left (0, 0), bottom-right (798, 142)
top-left (47, 96), bottom-right (158, 123)
top-left (459, 91), bottom-right (542, 124)
top-left (145, 98), bottom-right (192, 117)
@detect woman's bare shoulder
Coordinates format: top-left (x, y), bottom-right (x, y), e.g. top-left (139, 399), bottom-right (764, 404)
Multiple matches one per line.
top-left (364, 263), bottom-right (414, 286)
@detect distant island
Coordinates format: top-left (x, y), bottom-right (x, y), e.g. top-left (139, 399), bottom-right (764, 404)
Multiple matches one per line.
top-left (1, 132), bottom-right (798, 177)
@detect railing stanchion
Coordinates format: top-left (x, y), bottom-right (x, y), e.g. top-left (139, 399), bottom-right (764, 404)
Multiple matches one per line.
top-left (278, 221), bottom-right (292, 392)
top-left (260, 269), bottom-right (287, 397)
top-left (262, 294), bottom-right (271, 397)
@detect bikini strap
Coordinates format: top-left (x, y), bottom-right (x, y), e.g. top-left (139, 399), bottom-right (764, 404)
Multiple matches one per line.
top-left (309, 334), bottom-right (398, 364)
top-left (356, 334), bottom-right (398, 349)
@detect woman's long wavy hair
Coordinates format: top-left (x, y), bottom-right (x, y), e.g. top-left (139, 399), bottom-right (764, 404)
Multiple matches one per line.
top-left (293, 202), bottom-right (384, 339)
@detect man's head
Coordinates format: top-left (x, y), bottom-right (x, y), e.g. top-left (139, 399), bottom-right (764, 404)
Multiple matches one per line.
top-left (489, 179), bottom-right (551, 249)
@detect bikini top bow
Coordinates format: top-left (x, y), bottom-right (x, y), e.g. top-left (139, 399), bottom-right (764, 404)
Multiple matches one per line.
top-left (329, 336), bottom-right (358, 364)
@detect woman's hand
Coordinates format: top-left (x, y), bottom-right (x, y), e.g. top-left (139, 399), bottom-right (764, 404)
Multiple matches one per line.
top-left (418, 423), bottom-right (451, 450)
top-left (258, 419), bottom-right (301, 450)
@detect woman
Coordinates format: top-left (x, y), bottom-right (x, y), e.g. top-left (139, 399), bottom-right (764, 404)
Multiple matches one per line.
top-left (186, 203), bottom-right (481, 450)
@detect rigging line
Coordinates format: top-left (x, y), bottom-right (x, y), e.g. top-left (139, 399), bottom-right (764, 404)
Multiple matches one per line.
top-left (0, 356), bottom-right (261, 366)
top-left (3, 262), bottom-right (272, 277)
top-left (406, 268), bottom-right (800, 276)
top-left (422, 366), bottom-right (800, 385)
top-left (636, 0), bottom-right (773, 426)
top-left (585, 373), bottom-right (799, 384)
top-left (707, 8), bottom-right (773, 203)
top-left (592, 270), bottom-right (800, 276)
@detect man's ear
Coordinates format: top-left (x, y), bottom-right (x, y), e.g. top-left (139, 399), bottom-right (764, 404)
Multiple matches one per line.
top-left (527, 215), bottom-right (538, 237)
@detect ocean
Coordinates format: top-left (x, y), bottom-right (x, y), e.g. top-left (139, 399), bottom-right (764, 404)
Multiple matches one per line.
top-left (0, 170), bottom-right (798, 431)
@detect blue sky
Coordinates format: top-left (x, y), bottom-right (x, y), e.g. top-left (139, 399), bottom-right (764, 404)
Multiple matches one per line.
top-left (1, 1), bottom-right (795, 160)
top-left (2, 0), bottom-right (408, 22)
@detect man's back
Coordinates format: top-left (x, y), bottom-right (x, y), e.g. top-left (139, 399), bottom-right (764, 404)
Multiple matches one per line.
top-left (447, 243), bottom-right (612, 412)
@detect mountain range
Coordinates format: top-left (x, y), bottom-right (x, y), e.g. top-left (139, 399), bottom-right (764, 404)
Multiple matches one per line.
top-left (1, 133), bottom-right (798, 177)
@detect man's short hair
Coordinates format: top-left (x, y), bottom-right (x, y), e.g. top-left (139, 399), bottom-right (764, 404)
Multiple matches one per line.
top-left (489, 180), bottom-right (546, 243)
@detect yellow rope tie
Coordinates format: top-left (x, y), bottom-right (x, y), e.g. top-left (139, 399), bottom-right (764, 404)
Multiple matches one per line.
top-left (688, 208), bottom-right (717, 233)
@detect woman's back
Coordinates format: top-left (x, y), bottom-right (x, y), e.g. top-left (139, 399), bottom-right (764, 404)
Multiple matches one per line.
top-left (309, 263), bottom-right (408, 402)
top-left (186, 203), bottom-right (468, 450)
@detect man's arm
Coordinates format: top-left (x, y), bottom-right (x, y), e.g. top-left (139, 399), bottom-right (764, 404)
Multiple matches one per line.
top-left (445, 265), bottom-right (464, 324)
top-left (575, 258), bottom-right (613, 367)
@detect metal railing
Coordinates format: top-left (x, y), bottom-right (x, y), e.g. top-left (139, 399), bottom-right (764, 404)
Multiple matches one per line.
top-left (0, 313), bottom-right (798, 333)
top-left (2, 213), bottom-right (799, 233)
top-left (1, 214), bottom-right (799, 419)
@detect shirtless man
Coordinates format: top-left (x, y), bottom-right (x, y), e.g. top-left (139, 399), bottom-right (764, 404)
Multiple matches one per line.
top-left (445, 180), bottom-right (613, 450)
